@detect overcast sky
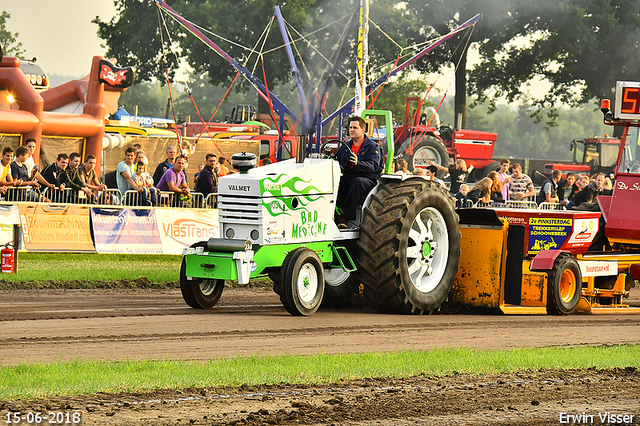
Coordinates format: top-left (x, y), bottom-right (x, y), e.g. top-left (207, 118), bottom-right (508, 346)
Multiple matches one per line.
top-left (4, 0), bottom-right (117, 77)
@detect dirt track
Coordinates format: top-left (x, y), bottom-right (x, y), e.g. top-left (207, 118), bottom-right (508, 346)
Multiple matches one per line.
top-left (1, 287), bottom-right (639, 425)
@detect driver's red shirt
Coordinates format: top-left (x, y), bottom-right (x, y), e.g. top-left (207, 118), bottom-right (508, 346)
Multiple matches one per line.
top-left (351, 141), bottom-right (363, 155)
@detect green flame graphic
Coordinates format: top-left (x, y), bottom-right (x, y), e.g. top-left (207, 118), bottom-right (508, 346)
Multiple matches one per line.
top-left (261, 174), bottom-right (326, 217)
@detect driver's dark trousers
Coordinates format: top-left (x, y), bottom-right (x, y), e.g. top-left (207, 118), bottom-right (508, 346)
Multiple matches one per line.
top-left (337, 176), bottom-right (377, 220)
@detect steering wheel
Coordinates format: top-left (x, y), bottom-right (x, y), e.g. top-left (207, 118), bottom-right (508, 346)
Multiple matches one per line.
top-left (321, 139), bottom-right (352, 158)
top-left (320, 139), bottom-right (352, 171)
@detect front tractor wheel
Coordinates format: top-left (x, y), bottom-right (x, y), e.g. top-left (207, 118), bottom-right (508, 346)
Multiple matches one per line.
top-left (358, 179), bottom-right (461, 314)
top-left (180, 258), bottom-right (225, 309)
top-left (547, 255), bottom-right (582, 315)
top-left (280, 248), bottom-right (325, 316)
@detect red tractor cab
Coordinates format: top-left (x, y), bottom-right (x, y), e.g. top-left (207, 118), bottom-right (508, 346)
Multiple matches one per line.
top-left (393, 97), bottom-right (497, 178)
top-left (544, 137), bottom-right (620, 179)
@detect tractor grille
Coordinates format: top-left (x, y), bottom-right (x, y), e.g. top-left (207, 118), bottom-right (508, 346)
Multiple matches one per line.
top-left (217, 194), bottom-right (262, 223)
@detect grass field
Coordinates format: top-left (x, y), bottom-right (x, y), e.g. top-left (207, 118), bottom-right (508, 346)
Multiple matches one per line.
top-left (1, 345), bottom-right (639, 400)
top-left (2, 253), bottom-right (639, 403)
top-left (0, 252), bottom-right (182, 289)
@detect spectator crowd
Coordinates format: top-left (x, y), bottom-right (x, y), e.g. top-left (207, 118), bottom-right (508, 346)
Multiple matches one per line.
top-left (0, 140), bottom-right (617, 214)
top-left (0, 140), bottom-right (225, 208)
top-left (448, 157), bottom-right (612, 211)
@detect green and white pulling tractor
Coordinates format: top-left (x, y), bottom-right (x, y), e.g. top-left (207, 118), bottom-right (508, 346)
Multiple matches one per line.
top-left (180, 110), bottom-right (461, 315)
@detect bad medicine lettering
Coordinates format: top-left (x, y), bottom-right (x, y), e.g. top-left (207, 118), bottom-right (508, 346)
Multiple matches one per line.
top-left (291, 210), bottom-right (327, 238)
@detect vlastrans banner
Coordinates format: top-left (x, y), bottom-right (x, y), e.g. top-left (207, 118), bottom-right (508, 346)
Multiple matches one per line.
top-left (91, 208), bottom-right (163, 254)
top-left (91, 208), bottom-right (218, 254)
top-left (0, 205), bottom-right (20, 245)
top-left (154, 209), bottom-right (219, 255)
top-left (18, 204), bottom-right (94, 252)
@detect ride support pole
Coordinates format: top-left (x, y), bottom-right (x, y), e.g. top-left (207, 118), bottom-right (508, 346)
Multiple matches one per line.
top-left (13, 224), bottom-right (19, 274)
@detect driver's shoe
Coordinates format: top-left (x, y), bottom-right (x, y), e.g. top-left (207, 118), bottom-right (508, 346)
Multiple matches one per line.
top-left (336, 216), bottom-right (349, 229)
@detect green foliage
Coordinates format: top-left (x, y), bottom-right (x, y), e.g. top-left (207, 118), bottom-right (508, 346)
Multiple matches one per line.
top-left (465, 0), bottom-right (640, 115)
top-left (0, 11), bottom-right (25, 57)
top-left (366, 75), bottom-right (434, 124)
top-left (2, 345), bottom-right (639, 399)
top-left (94, 0), bottom-right (421, 118)
top-left (118, 81), bottom-right (171, 118)
top-left (437, 97), bottom-right (609, 160)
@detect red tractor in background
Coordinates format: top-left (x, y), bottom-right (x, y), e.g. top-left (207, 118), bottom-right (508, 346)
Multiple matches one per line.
top-left (178, 105), bottom-right (299, 164)
top-left (393, 97), bottom-right (498, 179)
top-left (544, 136), bottom-right (621, 179)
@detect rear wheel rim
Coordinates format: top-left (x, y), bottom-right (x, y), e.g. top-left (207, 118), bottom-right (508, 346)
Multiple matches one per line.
top-left (413, 145), bottom-right (442, 169)
top-left (559, 269), bottom-right (577, 303)
top-left (297, 263), bottom-right (318, 306)
top-left (405, 207), bottom-right (449, 293)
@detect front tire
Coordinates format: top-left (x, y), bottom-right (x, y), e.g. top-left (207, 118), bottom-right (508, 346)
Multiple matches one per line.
top-left (180, 258), bottom-right (225, 309)
top-left (547, 254), bottom-right (582, 315)
top-left (280, 248), bottom-right (325, 316)
top-left (358, 179), bottom-right (460, 314)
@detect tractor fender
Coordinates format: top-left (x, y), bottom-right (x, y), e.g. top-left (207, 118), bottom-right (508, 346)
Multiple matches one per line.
top-left (529, 250), bottom-right (570, 271)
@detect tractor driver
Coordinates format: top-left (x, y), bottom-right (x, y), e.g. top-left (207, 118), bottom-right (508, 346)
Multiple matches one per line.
top-left (335, 116), bottom-right (384, 228)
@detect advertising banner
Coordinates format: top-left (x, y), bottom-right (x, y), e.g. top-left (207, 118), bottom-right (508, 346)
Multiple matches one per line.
top-left (91, 208), bottom-right (163, 254)
top-left (155, 209), bottom-right (219, 255)
top-left (0, 205), bottom-right (20, 245)
top-left (18, 204), bottom-right (94, 252)
top-left (527, 217), bottom-right (572, 253)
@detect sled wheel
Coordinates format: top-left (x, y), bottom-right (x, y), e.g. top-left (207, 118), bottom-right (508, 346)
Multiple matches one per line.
top-left (358, 178), bottom-right (460, 314)
top-left (547, 255), bottom-right (582, 315)
top-left (400, 135), bottom-right (449, 175)
top-left (280, 248), bottom-right (325, 316)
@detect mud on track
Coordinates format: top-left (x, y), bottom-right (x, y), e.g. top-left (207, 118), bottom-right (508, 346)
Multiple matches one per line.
top-left (1, 287), bottom-right (639, 425)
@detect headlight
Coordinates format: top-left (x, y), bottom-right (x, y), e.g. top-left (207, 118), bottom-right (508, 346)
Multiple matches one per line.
top-left (225, 227), bottom-right (235, 239)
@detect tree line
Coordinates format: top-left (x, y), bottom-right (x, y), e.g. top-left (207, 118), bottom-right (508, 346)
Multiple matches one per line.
top-left (119, 76), bottom-right (609, 162)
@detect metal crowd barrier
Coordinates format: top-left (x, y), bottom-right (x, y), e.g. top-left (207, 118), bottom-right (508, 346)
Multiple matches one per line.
top-left (41, 187), bottom-right (75, 204)
top-left (538, 202), bottom-right (565, 210)
top-left (99, 189), bottom-right (122, 206)
top-left (204, 193), bottom-right (218, 209)
top-left (504, 200), bottom-right (538, 209)
top-left (3, 187), bottom-right (42, 203)
top-left (124, 189), bottom-right (207, 208)
top-left (2, 186), bottom-right (216, 210)
top-left (190, 192), bottom-right (205, 208)
top-left (123, 189), bottom-right (153, 207)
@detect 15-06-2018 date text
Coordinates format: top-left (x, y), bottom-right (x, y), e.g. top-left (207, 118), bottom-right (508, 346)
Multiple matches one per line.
top-left (4, 411), bottom-right (82, 425)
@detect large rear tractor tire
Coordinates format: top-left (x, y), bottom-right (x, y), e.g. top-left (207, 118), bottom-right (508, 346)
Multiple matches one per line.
top-left (547, 254), bottom-right (582, 315)
top-left (280, 248), bottom-right (325, 316)
top-left (399, 136), bottom-right (449, 175)
top-left (180, 258), bottom-right (225, 309)
top-left (358, 179), bottom-right (461, 314)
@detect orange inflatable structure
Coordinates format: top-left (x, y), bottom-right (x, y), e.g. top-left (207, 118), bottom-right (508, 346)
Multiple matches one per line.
top-left (0, 55), bottom-right (129, 171)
